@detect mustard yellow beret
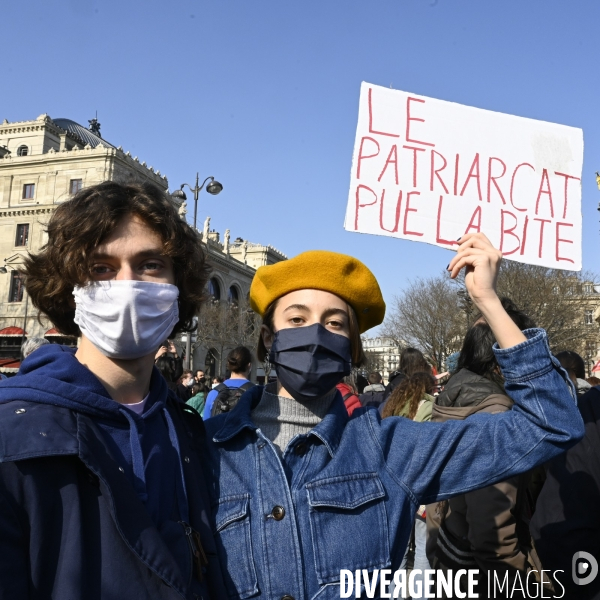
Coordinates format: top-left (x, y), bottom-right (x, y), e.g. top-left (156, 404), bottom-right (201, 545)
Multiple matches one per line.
top-left (249, 250), bottom-right (385, 333)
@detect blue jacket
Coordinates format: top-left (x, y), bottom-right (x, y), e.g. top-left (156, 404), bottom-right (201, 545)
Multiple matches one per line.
top-left (0, 345), bottom-right (228, 600)
top-left (203, 330), bottom-right (584, 600)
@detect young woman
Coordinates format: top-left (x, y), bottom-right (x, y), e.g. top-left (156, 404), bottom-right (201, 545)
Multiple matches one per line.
top-left (203, 234), bottom-right (583, 600)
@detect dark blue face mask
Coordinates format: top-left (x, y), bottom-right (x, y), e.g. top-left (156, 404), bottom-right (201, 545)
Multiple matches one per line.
top-left (269, 323), bottom-right (352, 403)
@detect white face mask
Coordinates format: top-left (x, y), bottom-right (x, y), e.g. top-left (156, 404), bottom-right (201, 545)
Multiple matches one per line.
top-left (73, 280), bottom-right (179, 360)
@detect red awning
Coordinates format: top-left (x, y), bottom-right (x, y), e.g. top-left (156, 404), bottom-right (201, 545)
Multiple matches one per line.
top-left (45, 328), bottom-right (76, 339)
top-left (0, 357), bottom-right (20, 373)
top-left (592, 361), bottom-right (600, 373)
top-left (0, 326), bottom-right (26, 337)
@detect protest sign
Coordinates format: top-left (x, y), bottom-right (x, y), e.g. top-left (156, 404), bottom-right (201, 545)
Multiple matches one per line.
top-left (344, 82), bottom-right (583, 270)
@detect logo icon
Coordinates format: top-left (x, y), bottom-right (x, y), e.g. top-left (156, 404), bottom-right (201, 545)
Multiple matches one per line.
top-left (573, 551), bottom-right (598, 586)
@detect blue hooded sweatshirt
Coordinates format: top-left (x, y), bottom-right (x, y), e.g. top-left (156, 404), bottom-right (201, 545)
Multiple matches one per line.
top-left (0, 343), bottom-right (189, 528)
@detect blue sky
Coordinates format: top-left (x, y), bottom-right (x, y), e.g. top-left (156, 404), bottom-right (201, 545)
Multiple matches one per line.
top-left (3, 0), bottom-right (599, 310)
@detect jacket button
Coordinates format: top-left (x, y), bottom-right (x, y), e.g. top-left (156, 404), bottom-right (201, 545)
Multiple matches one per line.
top-left (184, 456), bottom-right (190, 463)
top-left (118, 467), bottom-right (124, 473)
top-left (294, 442), bottom-right (307, 456)
top-left (281, 596), bottom-right (295, 600)
top-left (271, 506), bottom-right (285, 521)
top-left (15, 408), bottom-right (26, 414)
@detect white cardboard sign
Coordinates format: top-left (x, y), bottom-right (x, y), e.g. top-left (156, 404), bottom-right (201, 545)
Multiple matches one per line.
top-left (344, 82), bottom-right (583, 270)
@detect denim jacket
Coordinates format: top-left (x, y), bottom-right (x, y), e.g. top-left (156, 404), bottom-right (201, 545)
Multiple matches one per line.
top-left (203, 330), bottom-right (584, 600)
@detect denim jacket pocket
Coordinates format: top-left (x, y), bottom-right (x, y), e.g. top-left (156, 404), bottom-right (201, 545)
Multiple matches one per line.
top-left (306, 473), bottom-right (391, 585)
top-left (213, 494), bottom-right (259, 599)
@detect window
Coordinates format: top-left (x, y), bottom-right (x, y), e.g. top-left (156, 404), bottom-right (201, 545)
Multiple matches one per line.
top-left (22, 183), bottom-right (35, 199)
top-left (15, 224), bottom-right (29, 247)
top-left (585, 310), bottom-right (594, 326)
top-left (584, 284), bottom-right (593, 294)
top-left (69, 179), bottom-right (83, 194)
top-left (17, 145), bottom-right (28, 156)
top-left (228, 285), bottom-right (239, 305)
top-left (208, 278), bottom-right (221, 301)
top-left (9, 271), bottom-right (24, 303)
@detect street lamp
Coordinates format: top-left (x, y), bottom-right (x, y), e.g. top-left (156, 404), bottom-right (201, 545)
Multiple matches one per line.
top-left (172, 173), bottom-right (223, 230)
top-left (0, 257), bottom-right (29, 362)
top-left (173, 173), bottom-right (222, 369)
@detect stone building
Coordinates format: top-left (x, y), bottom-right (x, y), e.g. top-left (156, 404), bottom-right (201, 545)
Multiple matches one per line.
top-left (183, 218), bottom-right (287, 379)
top-left (0, 113), bottom-right (287, 375)
top-left (0, 114), bottom-right (169, 370)
top-left (361, 336), bottom-right (402, 382)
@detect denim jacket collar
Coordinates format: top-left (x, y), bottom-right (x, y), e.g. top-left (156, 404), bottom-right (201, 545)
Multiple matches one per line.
top-left (211, 385), bottom-right (350, 457)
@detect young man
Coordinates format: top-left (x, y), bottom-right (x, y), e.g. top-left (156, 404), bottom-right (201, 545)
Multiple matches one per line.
top-left (0, 181), bottom-right (227, 599)
top-left (359, 371), bottom-right (386, 408)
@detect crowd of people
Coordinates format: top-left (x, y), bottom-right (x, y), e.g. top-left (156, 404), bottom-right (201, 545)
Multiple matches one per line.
top-left (0, 180), bottom-right (597, 600)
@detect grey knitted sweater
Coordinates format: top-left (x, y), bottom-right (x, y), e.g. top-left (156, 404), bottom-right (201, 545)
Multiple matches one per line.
top-left (251, 384), bottom-right (337, 454)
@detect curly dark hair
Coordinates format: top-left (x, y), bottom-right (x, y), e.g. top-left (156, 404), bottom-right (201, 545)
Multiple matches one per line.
top-left (382, 371), bottom-right (435, 420)
top-left (24, 180), bottom-right (210, 336)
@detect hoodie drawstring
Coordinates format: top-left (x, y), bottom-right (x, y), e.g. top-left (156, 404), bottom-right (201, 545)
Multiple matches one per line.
top-left (163, 407), bottom-right (190, 524)
top-left (119, 408), bottom-right (149, 503)
top-left (118, 405), bottom-right (189, 524)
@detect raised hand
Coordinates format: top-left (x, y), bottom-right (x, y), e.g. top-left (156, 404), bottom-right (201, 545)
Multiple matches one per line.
top-left (447, 233), bottom-right (502, 306)
top-left (447, 233), bottom-right (526, 349)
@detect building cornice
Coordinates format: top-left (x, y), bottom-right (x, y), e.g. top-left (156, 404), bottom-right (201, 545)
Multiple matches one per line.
top-left (206, 247), bottom-right (255, 277)
top-left (1, 143), bottom-right (168, 186)
top-left (0, 207), bottom-right (54, 218)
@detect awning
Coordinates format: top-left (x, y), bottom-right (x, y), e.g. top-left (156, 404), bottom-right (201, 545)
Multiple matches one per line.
top-left (0, 326), bottom-right (26, 337)
top-left (0, 357), bottom-right (20, 373)
top-left (45, 328), bottom-right (76, 340)
top-left (592, 360), bottom-right (600, 373)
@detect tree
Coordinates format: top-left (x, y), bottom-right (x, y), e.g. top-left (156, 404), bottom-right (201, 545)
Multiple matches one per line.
top-left (492, 262), bottom-right (599, 354)
top-left (381, 274), bottom-right (465, 369)
top-left (192, 297), bottom-right (262, 375)
top-left (382, 261), bottom-right (600, 368)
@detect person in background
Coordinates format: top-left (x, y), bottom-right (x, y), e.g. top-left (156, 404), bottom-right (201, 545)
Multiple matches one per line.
top-left (427, 303), bottom-right (538, 599)
top-left (155, 339), bottom-right (183, 382)
top-left (586, 375), bottom-right (600, 386)
top-left (336, 373), bottom-right (362, 416)
top-left (154, 355), bottom-right (178, 393)
top-left (194, 369), bottom-right (209, 394)
top-left (187, 383), bottom-right (206, 416)
top-left (21, 337), bottom-right (50, 359)
top-left (202, 238), bottom-right (583, 600)
top-left (203, 347), bottom-right (253, 418)
top-left (531, 385), bottom-right (600, 600)
top-left (0, 180), bottom-right (226, 598)
top-left (555, 350), bottom-right (590, 396)
top-left (359, 371), bottom-right (386, 408)
top-left (176, 369), bottom-right (195, 402)
top-left (356, 373), bottom-right (368, 394)
top-left (211, 376), bottom-right (224, 388)
top-left (380, 347), bottom-right (431, 415)
top-left (382, 371), bottom-right (437, 599)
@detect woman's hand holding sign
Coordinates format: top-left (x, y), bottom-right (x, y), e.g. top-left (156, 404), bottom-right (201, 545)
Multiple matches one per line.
top-left (448, 233), bottom-right (527, 349)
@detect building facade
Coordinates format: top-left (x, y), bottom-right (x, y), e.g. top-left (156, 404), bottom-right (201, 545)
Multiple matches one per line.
top-left (0, 114), bottom-right (287, 375)
top-left (186, 219), bottom-right (286, 379)
top-left (361, 336), bottom-right (402, 382)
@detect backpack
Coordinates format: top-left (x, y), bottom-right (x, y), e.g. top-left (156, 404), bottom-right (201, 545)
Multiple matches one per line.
top-left (210, 382), bottom-right (254, 417)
